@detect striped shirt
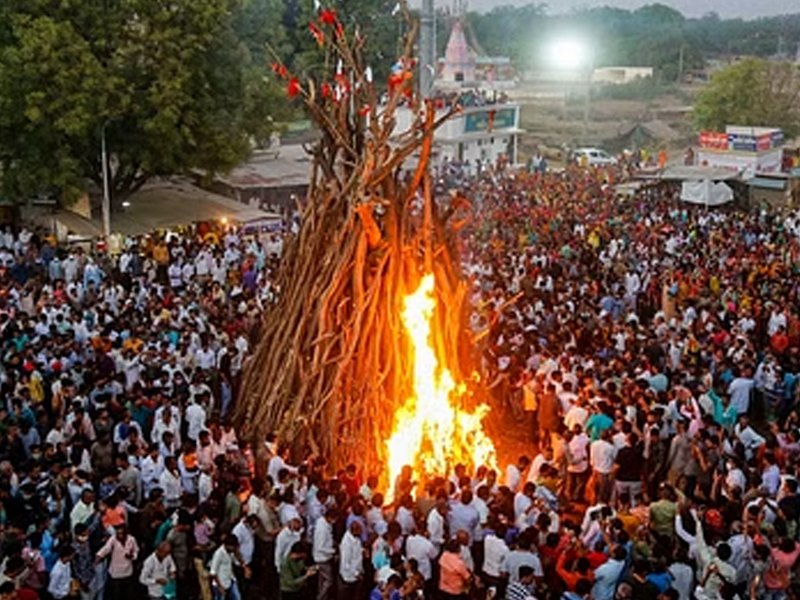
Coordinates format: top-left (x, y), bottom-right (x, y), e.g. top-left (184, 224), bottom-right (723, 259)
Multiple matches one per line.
top-left (506, 581), bottom-right (536, 600)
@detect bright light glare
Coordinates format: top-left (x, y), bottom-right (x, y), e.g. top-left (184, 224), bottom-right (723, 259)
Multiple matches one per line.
top-left (547, 39), bottom-right (589, 71)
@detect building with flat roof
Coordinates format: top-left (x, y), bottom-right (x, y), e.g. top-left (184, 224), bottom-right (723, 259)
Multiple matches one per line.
top-left (413, 18), bottom-right (523, 169)
top-left (697, 126), bottom-right (784, 174)
top-left (592, 66), bottom-right (653, 85)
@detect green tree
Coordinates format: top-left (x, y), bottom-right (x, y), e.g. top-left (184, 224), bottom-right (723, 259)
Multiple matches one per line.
top-left (694, 58), bottom-right (800, 137)
top-left (234, 0), bottom-right (294, 149)
top-left (280, 0), bottom-right (407, 83)
top-left (467, 4), bottom-right (548, 69)
top-left (0, 0), bottom-right (285, 204)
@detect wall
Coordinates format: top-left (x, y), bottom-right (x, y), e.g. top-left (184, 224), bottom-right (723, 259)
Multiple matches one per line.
top-left (592, 67), bottom-right (654, 84)
top-left (697, 149), bottom-right (783, 173)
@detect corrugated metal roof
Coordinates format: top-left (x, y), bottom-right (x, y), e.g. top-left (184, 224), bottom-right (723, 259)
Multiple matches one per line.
top-left (748, 177), bottom-right (787, 190)
top-left (635, 166), bottom-right (742, 182)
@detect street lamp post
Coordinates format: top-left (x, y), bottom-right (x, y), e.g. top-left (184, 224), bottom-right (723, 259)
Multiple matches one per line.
top-left (582, 55), bottom-right (593, 142)
top-left (420, 0), bottom-right (435, 99)
top-left (546, 38), bottom-right (592, 143)
top-left (101, 124), bottom-right (111, 239)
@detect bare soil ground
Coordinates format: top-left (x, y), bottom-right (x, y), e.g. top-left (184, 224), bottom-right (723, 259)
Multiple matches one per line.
top-left (509, 81), bottom-right (700, 164)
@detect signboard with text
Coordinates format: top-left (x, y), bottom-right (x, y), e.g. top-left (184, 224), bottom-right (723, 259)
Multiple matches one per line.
top-left (464, 108), bottom-right (517, 133)
top-left (699, 131), bottom-right (730, 150)
top-left (728, 133), bottom-right (758, 153)
top-left (700, 129), bottom-right (786, 153)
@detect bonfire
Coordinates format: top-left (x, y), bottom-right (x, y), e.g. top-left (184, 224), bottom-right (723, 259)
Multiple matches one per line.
top-left (234, 2), bottom-right (496, 486)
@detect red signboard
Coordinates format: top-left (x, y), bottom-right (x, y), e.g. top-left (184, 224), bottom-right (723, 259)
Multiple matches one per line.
top-left (699, 131), bottom-right (729, 150)
top-left (757, 133), bottom-right (772, 151)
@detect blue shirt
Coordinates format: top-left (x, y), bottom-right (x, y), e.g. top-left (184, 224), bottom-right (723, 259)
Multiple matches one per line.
top-left (345, 514), bottom-right (368, 543)
top-left (592, 558), bottom-right (625, 600)
top-left (447, 501), bottom-right (479, 545)
top-left (585, 413), bottom-right (613, 441)
top-left (646, 571), bottom-right (672, 593)
top-left (370, 588), bottom-right (400, 600)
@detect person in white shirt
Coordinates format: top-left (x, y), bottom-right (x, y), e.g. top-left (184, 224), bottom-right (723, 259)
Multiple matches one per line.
top-left (185, 398), bottom-right (207, 442)
top-left (232, 516), bottom-right (258, 568)
top-left (70, 488), bottom-right (96, 534)
top-left (762, 453), bottom-right (782, 497)
top-left (151, 409), bottom-right (181, 449)
top-left (527, 447), bottom-right (553, 483)
top-left (211, 257), bottom-right (227, 285)
top-left (274, 517), bottom-right (303, 572)
top-left (564, 397), bottom-right (589, 433)
top-left (181, 261), bottom-right (195, 286)
top-left (268, 446), bottom-right (298, 484)
top-left (210, 535), bottom-right (248, 600)
top-left (118, 350), bottom-right (142, 390)
top-left (472, 486), bottom-right (490, 546)
top-left (482, 525), bottom-right (510, 591)
top-left (395, 498), bottom-right (416, 536)
top-left (566, 425), bottom-right (590, 502)
top-left (734, 415), bottom-right (766, 460)
top-left (195, 249), bottom-right (212, 279)
top-left (768, 307), bottom-right (787, 337)
top-left (590, 430), bottom-right (618, 504)
top-left (168, 261), bottom-right (183, 289)
top-left (48, 546), bottom-right (75, 600)
top-left (139, 542), bottom-right (177, 600)
top-left (668, 548), bottom-right (695, 600)
top-left (141, 445), bottom-right (165, 499)
top-left (339, 521), bottom-right (365, 597)
top-left (198, 466), bottom-right (214, 505)
top-left (195, 343), bottom-right (216, 371)
top-left (514, 483), bottom-right (536, 531)
top-left (405, 530), bottom-right (438, 581)
top-left (505, 456), bottom-right (530, 493)
top-left (154, 397), bottom-right (182, 429)
top-left (313, 509), bottom-right (338, 600)
top-left (426, 500), bottom-right (447, 554)
top-left (159, 456), bottom-right (183, 509)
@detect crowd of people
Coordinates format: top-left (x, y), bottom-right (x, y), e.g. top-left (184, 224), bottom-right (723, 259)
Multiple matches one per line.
top-left (0, 159), bottom-right (800, 600)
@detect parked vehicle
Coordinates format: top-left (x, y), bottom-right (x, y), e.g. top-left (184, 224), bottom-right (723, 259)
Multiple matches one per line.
top-left (572, 147), bottom-right (618, 166)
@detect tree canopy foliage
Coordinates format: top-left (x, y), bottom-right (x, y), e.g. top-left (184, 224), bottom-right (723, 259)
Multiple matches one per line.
top-left (465, 2), bottom-right (800, 79)
top-left (0, 0), bottom-right (291, 203)
top-left (2, 0), bottom-right (799, 203)
top-left (694, 58), bottom-right (800, 138)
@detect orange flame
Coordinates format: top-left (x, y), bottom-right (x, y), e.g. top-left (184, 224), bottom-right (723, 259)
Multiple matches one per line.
top-left (386, 274), bottom-right (496, 495)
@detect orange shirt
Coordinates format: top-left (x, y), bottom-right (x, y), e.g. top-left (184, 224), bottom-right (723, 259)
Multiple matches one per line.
top-left (771, 332), bottom-right (790, 355)
top-left (556, 552), bottom-right (595, 591)
top-left (438, 551), bottom-right (470, 595)
top-left (102, 505), bottom-right (126, 530)
top-left (153, 244), bottom-right (170, 265)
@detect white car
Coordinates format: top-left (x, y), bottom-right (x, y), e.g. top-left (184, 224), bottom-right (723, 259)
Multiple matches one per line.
top-left (573, 147), bottom-right (618, 166)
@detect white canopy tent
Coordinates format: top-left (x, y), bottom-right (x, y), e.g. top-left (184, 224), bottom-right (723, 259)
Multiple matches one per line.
top-left (680, 179), bottom-right (734, 206)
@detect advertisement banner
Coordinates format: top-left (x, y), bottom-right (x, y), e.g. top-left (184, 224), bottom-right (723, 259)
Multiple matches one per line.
top-left (728, 133), bottom-right (757, 153)
top-left (697, 149), bottom-right (782, 173)
top-left (699, 131), bottom-right (730, 150)
top-left (757, 134), bottom-right (772, 151)
top-left (464, 108), bottom-right (516, 133)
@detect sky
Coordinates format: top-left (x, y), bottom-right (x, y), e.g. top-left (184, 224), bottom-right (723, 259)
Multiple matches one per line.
top-left (456, 0), bottom-right (798, 19)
